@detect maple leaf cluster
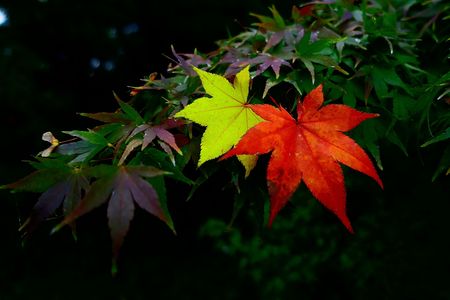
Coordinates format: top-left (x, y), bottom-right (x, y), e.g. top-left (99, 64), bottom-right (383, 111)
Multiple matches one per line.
top-left (5, 0), bottom-right (446, 271)
top-left (177, 67), bottom-right (382, 232)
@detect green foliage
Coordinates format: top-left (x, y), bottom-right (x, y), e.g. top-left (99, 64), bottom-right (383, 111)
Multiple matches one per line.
top-left (199, 183), bottom-right (387, 299)
top-left (3, 0), bottom-right (449, 271)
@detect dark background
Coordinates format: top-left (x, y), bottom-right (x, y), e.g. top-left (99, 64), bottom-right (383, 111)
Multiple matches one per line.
top-left (1, 1), bottom-right (449, 299)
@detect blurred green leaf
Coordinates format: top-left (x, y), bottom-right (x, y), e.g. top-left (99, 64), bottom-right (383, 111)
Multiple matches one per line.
top-left (421, 127), bottom-right (450, 147)
top-left (432, 145), bottom-right (450, 181)
top-left (114, 92), bottom-right (145, 124)
top-left (141, 148), bottom-right (193, 185)
top-left (62, 130), bottom-right (110, 146)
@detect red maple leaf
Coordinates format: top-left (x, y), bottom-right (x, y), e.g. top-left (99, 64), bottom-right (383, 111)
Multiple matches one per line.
top-left (222, 85), bottom-right (383, 231)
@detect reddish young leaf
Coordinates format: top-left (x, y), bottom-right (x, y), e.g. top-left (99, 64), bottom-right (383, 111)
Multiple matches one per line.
top-left (128, 119), bottom-right (183, 154)
top-left (223, 54), bottom-right (291, 79)
top-left (170, 45), bottom-right (197, 76)
top-left (222, 85), bottom-right (382, 231)
top-left (119, 119), bottom-right (184, 166)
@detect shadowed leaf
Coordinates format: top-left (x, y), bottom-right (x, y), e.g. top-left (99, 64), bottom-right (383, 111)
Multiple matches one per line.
top-left (80, 112), bottom-right (130, 124)
top-left (54, 166), bottom-right (172, 263)
top-left (2, 168), bottom-right (71, 193)
top-left (19, 174), bottom-right (89, 234)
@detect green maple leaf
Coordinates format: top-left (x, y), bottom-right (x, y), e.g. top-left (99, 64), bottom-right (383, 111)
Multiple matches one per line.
top-left (175, 66), bottom-right (263, 176)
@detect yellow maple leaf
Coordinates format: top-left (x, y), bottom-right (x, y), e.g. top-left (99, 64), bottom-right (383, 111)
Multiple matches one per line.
top-left (175, 66), bottom-right (263, 176)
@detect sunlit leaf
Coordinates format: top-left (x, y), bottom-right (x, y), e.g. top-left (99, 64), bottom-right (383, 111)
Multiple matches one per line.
top-left (175, 66), bottom-right (263, 176)
top-left (223, 85), bottom-right (382, 230)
